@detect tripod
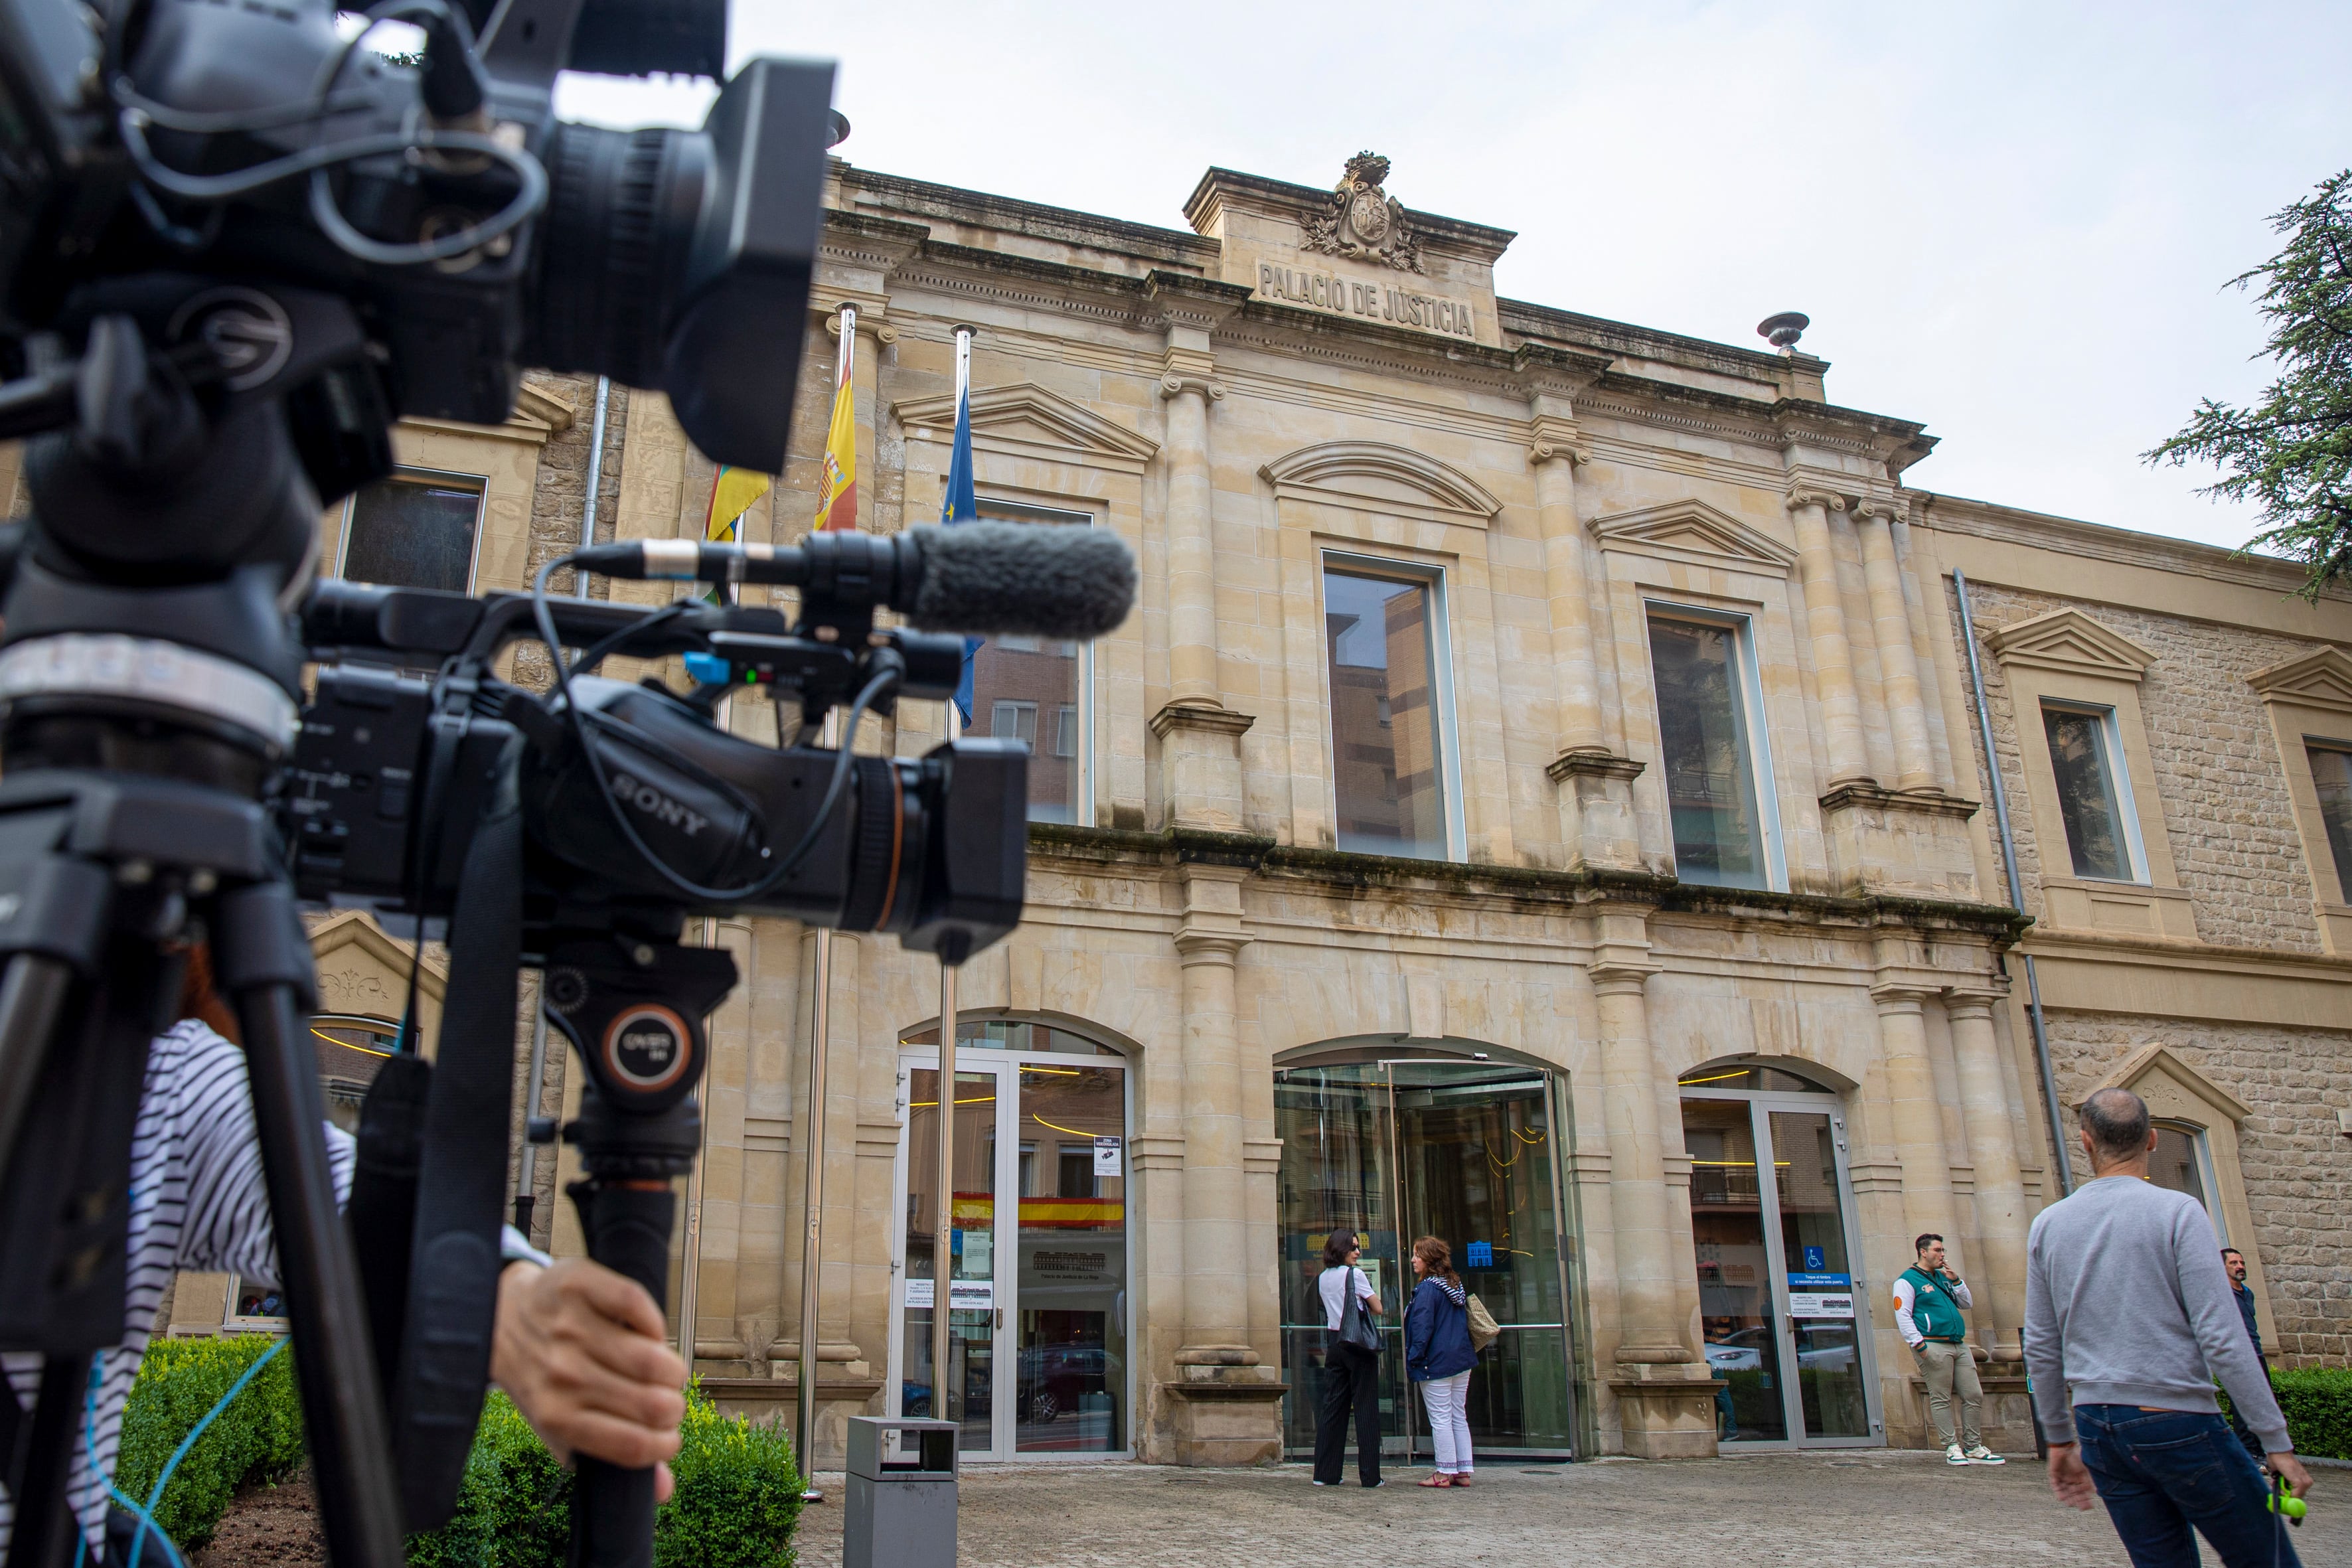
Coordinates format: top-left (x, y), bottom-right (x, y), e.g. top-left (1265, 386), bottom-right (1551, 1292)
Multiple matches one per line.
top-left (0, 314), bottom-right (408, 1566)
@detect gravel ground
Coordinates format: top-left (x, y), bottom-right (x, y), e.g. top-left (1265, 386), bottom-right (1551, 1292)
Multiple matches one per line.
top-left (789, 1451), bottom-right (2344, 1568)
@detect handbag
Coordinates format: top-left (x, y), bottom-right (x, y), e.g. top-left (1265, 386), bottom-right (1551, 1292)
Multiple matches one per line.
top-left (1336, 1267), bottom-right (1382, 1353)
top-left (1464, 1291), bottom-right (1501, 1352)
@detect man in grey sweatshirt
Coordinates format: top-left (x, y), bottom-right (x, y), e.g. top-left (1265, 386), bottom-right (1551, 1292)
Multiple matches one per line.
top-left (2027, 1087), bottom-right (2313, 1567)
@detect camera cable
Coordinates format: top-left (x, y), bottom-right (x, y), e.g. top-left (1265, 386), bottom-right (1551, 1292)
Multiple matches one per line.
top-left (530, 554), bottom-right (896, 905)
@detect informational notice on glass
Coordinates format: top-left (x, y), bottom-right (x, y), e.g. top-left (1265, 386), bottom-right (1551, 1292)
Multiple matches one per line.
top-left (1787, 1291), bottom-right (1855, 1319)
top-left (903, 1279), bottom-right (998, 1310)
top-left (1094, 1135), bottom-right (1123, 1176)
top-left (1788, 1272), bottom-right (1852, 1290)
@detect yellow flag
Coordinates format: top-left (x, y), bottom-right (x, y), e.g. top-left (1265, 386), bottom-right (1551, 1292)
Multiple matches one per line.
top-left (816, 353), bottom-right (857, 532)
top-left (705, 465), bottom-right (770, 544)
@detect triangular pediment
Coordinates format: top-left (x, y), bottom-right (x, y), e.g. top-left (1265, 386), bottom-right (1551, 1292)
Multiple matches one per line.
top-left (307, 909), bottom-right (446, 1046)
top-left (1259, 441), bottom-right (1501, 526)
top-left (2249, 645), bottom-right (2352, 716)
top-left (2089, 1042), bottom-right (2252, 1127)
top-left (1588, 499), bottom-right (1799, 578)
top-left (1984, 608), bottom-right (2156, 682)
top-left (894, 382), bottom-right (1159, 472)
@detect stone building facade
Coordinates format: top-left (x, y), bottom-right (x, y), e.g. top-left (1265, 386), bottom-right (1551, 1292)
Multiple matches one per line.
top-left (82, 149), bottom-right (2347, 1462)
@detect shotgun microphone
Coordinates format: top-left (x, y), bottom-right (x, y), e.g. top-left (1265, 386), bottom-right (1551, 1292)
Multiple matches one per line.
top-left (571, 520), bottom-right (1137, 641)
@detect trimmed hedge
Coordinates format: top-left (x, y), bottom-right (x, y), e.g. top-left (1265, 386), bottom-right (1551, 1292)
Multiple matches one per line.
top-left (119, 1348), bottom-right (804, 1568)
top-left (114, 1334), bottom-right (304, 1552)
top-left (410, 1386), bottom-right (803, 1568)
top-left (2270, 1368), bottom-right (2352, 1461)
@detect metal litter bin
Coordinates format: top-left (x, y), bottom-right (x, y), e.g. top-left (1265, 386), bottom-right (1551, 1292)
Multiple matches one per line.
top-left (843, 1416), bottom-right (957, 1568)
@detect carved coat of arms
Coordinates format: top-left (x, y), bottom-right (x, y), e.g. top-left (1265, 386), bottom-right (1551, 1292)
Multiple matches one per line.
top-left (1302, 151), bottom-right (1425, 274)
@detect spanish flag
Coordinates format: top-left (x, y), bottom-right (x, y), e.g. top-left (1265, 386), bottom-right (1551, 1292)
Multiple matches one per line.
top-left (705, 465), bottom-right (770, 544)
top-left (816, 324), bottom-right (858, 532)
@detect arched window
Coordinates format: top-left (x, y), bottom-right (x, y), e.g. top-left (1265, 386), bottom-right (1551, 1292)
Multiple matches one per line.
top-left (900, 1016), bottom-right (1123, 1057)
top-left (1677, 1060), bottom-right (1836, 1095)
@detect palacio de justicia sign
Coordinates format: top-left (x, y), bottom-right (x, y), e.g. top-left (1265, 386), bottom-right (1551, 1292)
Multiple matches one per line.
top-left (133, 148), bottom-right (2351, 1470)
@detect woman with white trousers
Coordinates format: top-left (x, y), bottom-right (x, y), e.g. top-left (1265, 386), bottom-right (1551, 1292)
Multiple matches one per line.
top-left (1403, 1235), bottom-right (1478, 1486)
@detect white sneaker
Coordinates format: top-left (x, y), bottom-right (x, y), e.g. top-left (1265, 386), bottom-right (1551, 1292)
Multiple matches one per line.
top-left (1964, 1445), bottom-right (2006, 1465)
top-left (1945, 1443), bottom-right (1969, 1465)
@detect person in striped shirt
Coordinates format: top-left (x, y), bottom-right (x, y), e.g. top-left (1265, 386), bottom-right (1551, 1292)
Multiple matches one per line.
top-left (1, 958), bottom-right (687, 1561)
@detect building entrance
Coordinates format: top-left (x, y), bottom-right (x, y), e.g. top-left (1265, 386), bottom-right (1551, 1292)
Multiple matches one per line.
top-left (890, 1021), bottom-right (1131, 1458)
top-left (1679, 1063), bottom-right (1883, 1448)
top-left (1275, 1055), bottom-right (1579, 1460)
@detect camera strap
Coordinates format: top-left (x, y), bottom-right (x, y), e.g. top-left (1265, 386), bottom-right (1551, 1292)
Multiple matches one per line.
top-left (388, 744), bottom-right (524, 1531)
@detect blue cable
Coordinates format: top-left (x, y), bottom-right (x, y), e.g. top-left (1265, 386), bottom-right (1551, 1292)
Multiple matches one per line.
top-left (128, 1336), bottom-right (287, 1568)
top-left (77, 1352), bottom-right (185, 1568)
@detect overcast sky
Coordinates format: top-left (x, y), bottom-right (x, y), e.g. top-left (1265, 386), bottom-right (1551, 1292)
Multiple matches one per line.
top-left (554, 1), bottom-right (2351, 555)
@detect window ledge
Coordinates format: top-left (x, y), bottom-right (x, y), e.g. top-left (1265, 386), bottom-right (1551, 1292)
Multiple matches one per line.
top-left (2315, 902), bottom-right (2352, 959)
top-left (2037, 877), bottom-right (2197, 942)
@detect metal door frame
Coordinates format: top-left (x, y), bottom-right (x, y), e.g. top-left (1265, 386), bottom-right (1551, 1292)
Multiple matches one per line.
top-left (886, 1044), bottom-right (1137, 1462)
top-left (1680, 1085), bottom-right (1885, 1449)
top-left (1380, 1058), bottom-right (1580, 1462)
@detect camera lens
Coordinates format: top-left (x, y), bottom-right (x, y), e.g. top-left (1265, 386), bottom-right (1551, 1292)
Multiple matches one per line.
top-left (523, 121), bottom-right (712, 389)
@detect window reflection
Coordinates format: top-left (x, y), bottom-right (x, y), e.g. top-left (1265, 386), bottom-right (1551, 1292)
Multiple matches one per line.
top-left (2306, 745), bottom-right (2352, 897)
top-left (340, 473), bottom-right (484, 593)
top-left (1324, 568), bottom-right (1447, 858)
top-left (2043, 706), bottom-right (2134, 880)
top-left (1649, 615), bottom-right (1767, 889)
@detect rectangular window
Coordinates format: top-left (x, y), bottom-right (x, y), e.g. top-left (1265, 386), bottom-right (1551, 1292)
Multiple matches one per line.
top-left (2306, 744), bottom-right (2352, 898)
top-left (969, 500), bottom-right (1090, 824)
top-left (2043, 704), bottom-right (2136, 880)
top-left (338, 470), bottom-right (486, 593)
top-left (1648, 611), bottom-right (1772, 890)
top-left (1323, 564), bottom-right (1450, 859)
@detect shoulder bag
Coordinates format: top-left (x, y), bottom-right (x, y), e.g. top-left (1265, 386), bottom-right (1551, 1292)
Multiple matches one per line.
top-left (1337, 1267), bottom-right (1382, 1353)
top-left (1464, 1289), bottom-right (1501, 1352)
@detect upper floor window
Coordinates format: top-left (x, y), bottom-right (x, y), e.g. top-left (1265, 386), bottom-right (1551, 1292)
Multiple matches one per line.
top-left (2305, 744), bottom-right (2352, 899)
top-left (1648, 607), bottom-right (1777, 890)
top-left (339, 469), bottom-right (486, 593)
top-left (972, 500), bottom-right (1090, 824)
top-left (2042, 703), bottom-right (2142, 881)
top-left (1323, 560), bottom-right (1453, 859)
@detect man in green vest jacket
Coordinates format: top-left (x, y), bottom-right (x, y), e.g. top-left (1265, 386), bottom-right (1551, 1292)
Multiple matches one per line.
top-left (1897, 1233), bottom-right (2003, 1464)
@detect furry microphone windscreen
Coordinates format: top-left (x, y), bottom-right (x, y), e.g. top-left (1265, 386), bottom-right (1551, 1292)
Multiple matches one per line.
top-left (909, 520), bottom-right (1137, 640)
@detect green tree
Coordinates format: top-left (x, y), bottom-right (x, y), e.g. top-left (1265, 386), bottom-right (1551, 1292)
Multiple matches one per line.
top-left (2146, 169), bottom-right (2352, 596)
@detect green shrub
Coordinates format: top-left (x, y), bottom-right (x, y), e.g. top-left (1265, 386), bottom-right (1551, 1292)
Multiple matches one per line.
top-left (2271, 1367), bottom-right (2352, 1461)
top-left (114, 1333), bottom-right (304, 1551)
top-left (410, 1384), bottom-right (802, 1568)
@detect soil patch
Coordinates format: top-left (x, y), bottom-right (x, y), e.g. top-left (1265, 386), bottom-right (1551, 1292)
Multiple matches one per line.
top-left (190, 1467), bottom-right (326, 1567)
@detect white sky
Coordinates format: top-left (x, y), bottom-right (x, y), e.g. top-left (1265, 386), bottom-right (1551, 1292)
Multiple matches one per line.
top-left (554, 1), bottom-right (2352, 555)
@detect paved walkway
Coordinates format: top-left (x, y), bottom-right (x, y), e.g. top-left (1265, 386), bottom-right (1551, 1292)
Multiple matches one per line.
top-left (793, 1451), bottom-right (2344, 1567)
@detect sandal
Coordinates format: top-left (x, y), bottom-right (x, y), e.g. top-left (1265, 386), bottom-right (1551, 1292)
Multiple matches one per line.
top-left (1449, 1475), bottom-right (1472, 1487)
top-left (1417, 1474), bottom-right (1452, 1488)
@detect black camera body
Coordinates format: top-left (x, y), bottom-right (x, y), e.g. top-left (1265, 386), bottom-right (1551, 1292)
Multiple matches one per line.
top-left (0, 0), bottom-right (830, 481)
top-left (287, 655), bottom-right (1030, 959)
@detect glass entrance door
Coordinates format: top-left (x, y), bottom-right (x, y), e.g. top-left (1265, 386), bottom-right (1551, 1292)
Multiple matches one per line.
top-left (1275, 1057), bottom-right (1578, 1459)
top-left (1681, 1080), bottom-right (1880, 1449)
top-left (892, 1036), bottom-right (1131, 1458)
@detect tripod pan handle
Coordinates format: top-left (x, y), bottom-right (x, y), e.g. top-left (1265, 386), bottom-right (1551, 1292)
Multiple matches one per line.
top-left (566, 1182), bottom-right (677, 1568)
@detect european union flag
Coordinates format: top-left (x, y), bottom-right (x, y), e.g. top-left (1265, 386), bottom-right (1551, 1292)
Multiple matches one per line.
top-left (940, 377), bottom-right (982, 726)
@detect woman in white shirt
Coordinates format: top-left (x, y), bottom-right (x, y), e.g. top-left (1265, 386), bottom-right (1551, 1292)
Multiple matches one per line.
top-left (1311, 1229), bottom-right (1386, 1488)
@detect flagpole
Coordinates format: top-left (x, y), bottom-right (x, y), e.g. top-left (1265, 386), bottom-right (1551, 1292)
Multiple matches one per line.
top-left (929, 323), bottom-right (975, 1441)
top-left (795, 304), bottom-right (857, 1499)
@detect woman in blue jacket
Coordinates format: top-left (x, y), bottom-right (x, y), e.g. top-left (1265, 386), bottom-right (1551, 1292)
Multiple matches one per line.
top-left (1404, 1235), bottom-right (1478, 1486)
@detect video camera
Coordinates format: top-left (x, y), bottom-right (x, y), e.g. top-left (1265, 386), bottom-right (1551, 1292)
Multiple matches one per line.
top-left (0, 3), bottom-right (1138, 1565)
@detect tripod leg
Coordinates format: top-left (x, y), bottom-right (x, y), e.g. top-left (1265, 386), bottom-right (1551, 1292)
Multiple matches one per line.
top-left (565, 1181), bottom-right (676, 1568)
top-left (6, 1355), bottom-right (95, 1568)
top-left (0, 955), bottom-right (74, 1190)
top-left (218, 881), bottom-right (405, 1568)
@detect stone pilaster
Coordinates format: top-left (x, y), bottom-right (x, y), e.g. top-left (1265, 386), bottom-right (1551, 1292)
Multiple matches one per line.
top-left (1589, 906), bottom-right (1718, 1458)
top-left (1531, 402), bottom-right (1644, 870)
top-left (1788, 487), bottom-right (1873, 788)
top-left (1855, 499), bottom-right (1935, 791)
top-left (1869, 981), bottom-right (1959, 1253)
top-left (1158, 350), bottom-right (1225, 709)
top-left (1161, 865), bottom-right (1283, 1463)
top-left (1946, 988), bottom-right (2029, 1360)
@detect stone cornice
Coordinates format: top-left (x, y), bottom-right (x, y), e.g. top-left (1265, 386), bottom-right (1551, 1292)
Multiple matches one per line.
top-left (1148, 702), bottom-right (1256, 741)
top-left (1020, 824), bottom-right (2026, 941)
top-left (835, 163), bottom-right (1220, 269)
top-left (1910, 489), bottom-right (2352, 607)
top-left (1141, 270), bottom-right (1254, 333)
top-left (1547, 749), bottom-right (1644, 784)
top-left (1499, 297), bottom-right (1816, 386)
top-left (1818, 781), bottom-right (1981, 821)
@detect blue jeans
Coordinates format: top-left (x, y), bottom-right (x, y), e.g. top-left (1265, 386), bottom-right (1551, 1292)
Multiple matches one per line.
top-left (2075, 1405), bottom-right (2300, 1568)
